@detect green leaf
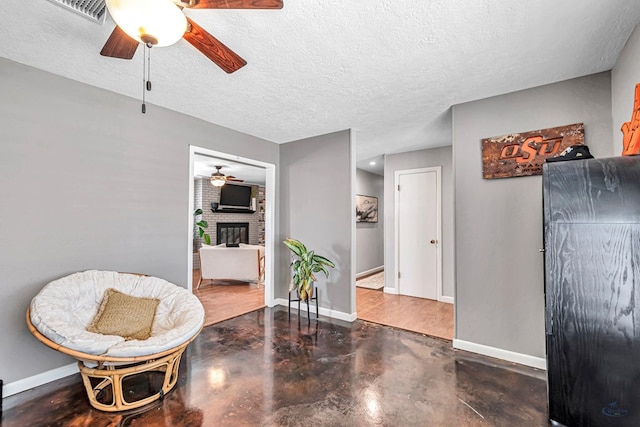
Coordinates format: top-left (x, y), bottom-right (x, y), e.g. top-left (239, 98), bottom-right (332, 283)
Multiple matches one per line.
top-left (318, 266), bottom-right (329, 278)
top-left (295, 239), bottom-right (308, 253)
top-left (194, 208), bottom-right (203, 216)
top-left (283, 239), bottom-right (304, 257)
top-left (199, 229), bottom-right (204, 238)
top-left (313, 254), bottom-right (335, 268)
top-left (204, 234), bottom-right (211, 245)
top-left (197, 220), bottom-right (208, 228)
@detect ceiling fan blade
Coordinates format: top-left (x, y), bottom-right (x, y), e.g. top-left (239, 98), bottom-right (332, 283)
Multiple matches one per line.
top-left (191, 0), bottom-right (283, 9)
top-left (183, 18), bottom-right (247, 73)
top-left (228, 178), bottom-right (245, 182)
top-left (100, 26), bottom-right (139, 59)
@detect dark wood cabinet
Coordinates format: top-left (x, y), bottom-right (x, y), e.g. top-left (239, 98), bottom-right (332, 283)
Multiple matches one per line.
top-left (543, 156), bottom-right (640, 426)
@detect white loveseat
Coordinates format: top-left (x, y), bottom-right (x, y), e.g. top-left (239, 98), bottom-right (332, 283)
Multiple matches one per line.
top-left (198, 243), bottom-right (265, 288)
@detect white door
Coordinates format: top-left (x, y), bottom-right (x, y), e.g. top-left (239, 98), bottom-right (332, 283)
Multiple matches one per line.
top-left (395, 167), bottom-right (440, 300)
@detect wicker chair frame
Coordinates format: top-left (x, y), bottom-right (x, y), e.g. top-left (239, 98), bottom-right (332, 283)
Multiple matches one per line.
top-left (26, 307), bottom-right (201, 412)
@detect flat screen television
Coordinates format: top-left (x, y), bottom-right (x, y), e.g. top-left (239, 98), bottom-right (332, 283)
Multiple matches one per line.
top-left (219, 184), bottom-right (252, 209)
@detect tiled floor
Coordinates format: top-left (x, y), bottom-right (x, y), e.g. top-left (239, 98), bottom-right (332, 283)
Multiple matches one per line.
top-left (2, 307), bottom-right (548, 426)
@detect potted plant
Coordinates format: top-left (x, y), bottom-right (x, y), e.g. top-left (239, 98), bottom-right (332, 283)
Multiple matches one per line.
top-left (194, 209), bottom-right (211, 245)
top-left (283, 238), bottom-right (335, 301)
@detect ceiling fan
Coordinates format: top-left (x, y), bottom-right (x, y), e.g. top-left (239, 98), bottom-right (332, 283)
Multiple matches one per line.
top-left (100, 0), bottom-right (283, 74)
top-left (210, 165), bottom-right (244, 186)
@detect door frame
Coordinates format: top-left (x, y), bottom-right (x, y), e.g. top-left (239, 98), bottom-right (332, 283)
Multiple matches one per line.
top-left (393, 166), bottom-right (444, 301)
top-left (187, 145), bottom-right (276, 307)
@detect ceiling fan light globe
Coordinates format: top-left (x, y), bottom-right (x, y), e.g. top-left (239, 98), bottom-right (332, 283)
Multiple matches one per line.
top-left (211, 176), bottom-right (226, 187)
top-left (106, 0), bottom-right (187, 47)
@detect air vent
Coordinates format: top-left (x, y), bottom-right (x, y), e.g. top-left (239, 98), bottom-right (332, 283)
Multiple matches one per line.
top-left (46, 0), bottom-right (107, 24)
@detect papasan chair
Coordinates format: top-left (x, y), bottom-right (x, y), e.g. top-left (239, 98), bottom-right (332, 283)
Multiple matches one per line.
top-left (27, 270), bottom-right (204, 412)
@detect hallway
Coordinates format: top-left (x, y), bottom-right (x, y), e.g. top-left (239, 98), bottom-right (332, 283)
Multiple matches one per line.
top-left (356, 286), bottom-right (454, 340)
top-left (192, 267), bottom-right (454, 340)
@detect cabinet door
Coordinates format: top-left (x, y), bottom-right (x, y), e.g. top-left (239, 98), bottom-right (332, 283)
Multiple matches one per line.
top-left (546, 223), bottom-right (640, 426)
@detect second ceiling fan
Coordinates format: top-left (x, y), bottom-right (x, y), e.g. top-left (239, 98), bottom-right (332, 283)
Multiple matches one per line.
top-left (210, 165), bottom-right (244, 187)
top-left (100, 0), bottom-right (283, 74)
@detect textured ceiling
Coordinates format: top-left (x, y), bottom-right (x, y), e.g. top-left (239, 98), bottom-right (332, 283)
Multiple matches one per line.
top-left (2, 1), bottom-right (640, 176)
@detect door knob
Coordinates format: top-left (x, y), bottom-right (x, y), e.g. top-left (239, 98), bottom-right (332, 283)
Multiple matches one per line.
top-left (430, 239), bottom-right (437, 244)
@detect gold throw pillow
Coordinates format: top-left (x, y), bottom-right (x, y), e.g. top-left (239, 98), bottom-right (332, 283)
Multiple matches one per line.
top-left (87, 288), bottom-right (159, 341)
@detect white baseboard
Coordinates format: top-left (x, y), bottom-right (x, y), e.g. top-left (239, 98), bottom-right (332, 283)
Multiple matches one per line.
top-left (3, 362), bottom-right (78, 398)
top-left (453, 339), bottom-right (547, 370)
top-left (356, 266), bottom-right (384, 279)
top-left (382, 287), bottom-right (452, 303)
top-left (274, 298), bottom-right (357, 322)
top-left (439, 296), bottom-right (454, 304)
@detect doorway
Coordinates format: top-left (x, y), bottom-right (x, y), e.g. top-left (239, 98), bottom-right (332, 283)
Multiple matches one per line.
top-left (187, 146), bottom-right (276, 325)
top-left (355, 157), bottom-right (453, 341)
top-left (394, 166), bottom-right (442, 300)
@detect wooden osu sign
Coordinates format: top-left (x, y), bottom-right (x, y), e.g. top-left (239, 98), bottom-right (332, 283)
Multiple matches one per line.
top-left (481, 123), bottom-right (585, 179)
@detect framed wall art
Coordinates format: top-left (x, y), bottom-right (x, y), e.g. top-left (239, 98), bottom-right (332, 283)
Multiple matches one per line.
top-left (356, 195), bottom-right (378, 223)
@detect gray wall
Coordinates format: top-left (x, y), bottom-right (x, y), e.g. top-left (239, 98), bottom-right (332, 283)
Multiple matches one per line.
top-left (355, 169), bottom-right (384, 274)
top-left (279, 130), bottom-right (354, 315)
top-left (453, 72), bottom-right (614, 358)
top-left (0, 58), bottom-right (279, 384)
top-left (612, 22), bottom-right (640, 153)
top-left (383, 146), bottom-right (454, 299)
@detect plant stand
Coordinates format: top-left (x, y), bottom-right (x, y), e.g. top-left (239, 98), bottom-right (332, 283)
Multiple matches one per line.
top-left (288, 285), bottom-right (318, 324)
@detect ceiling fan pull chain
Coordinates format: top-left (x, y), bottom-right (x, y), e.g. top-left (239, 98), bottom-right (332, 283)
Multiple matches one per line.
top-left (141, 44), bottom-right (147, 114)
top-left (146, 47), bottom-right (152, 92)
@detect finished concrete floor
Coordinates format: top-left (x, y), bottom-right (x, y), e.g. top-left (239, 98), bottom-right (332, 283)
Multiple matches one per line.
top-left (2, 307), bottom-right (548, 426)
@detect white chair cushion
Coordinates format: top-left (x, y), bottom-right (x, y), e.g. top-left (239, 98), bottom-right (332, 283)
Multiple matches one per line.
top-left (30, 270), bottom-right (204, 358)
